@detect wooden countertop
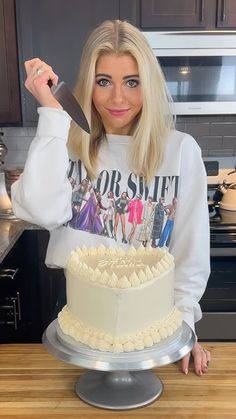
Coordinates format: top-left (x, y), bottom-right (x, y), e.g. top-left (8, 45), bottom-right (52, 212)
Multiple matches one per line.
top-left (0, 343), bottom-right (236, 418)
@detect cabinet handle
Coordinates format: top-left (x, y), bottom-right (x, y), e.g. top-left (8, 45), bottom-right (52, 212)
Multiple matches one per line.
top-left (0, 268), bottom-right (19, 280)
top-left (199, 0), bottom-right (205, 23)
top-left (0, 304), bottom-right (13, 309)
top-left (12, 299), bottom-right (18, 330)
top-left (221, 0), bottom-right (226, 21)
top-left (16, 292), bottom-right (21, 321)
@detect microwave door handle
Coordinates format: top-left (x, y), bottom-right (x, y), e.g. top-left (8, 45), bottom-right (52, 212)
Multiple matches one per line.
top-left (199, 0), bottom-right (205, 23)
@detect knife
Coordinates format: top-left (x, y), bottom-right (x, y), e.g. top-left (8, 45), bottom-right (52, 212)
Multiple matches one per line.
top-left (48, 80), bottom-right (90, 134)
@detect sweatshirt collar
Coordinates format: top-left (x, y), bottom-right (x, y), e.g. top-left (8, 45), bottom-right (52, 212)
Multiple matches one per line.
top-left (105, 134), bottom-right (131, 145)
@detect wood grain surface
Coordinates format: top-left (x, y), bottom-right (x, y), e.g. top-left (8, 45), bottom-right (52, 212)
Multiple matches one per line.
top-left (0, 343), bottom-right (236, 418)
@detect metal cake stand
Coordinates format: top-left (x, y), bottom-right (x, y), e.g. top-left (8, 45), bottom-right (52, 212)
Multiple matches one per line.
top-left (42, 319), bottom-right (195, 410)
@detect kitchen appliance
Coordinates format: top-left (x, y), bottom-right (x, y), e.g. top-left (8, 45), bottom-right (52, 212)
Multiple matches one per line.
top-left (49, 81), bottom-right (90, 133)
top-left (213, 169), bottom-right (236, 211)
top-left (0, 133), bottom-right (16, 219)
top-left (143, 31), bottom-right (236, 115)
top-left (4, 167), bottom-right (23, 198)
top-left (195, 157), bottom-right (236, 340)
top-left (220, 182), bottom-right (236, 210)
top-left (0, 132), bottom-right (7, 163)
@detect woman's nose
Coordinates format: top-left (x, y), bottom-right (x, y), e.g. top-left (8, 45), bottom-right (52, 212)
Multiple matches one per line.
top-left (112, 85), bottom-right (124, 103)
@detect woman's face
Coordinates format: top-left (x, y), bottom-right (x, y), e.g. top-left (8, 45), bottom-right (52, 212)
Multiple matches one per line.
top-left (92, 53), bottom-right (143, 135)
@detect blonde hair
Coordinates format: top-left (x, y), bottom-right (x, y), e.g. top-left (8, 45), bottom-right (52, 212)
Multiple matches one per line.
top-left (69, 20), bottom-right (175, 183)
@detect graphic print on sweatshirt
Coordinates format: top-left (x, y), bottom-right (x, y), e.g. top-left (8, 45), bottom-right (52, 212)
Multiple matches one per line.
top-left (66, 160), bottom-right (179, 248)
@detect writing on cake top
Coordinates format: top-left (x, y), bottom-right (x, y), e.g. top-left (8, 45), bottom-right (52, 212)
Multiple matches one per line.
top-left (66, 245), bottom-right (174, 289)
top-left (97, 256), bottom-right (145, 269)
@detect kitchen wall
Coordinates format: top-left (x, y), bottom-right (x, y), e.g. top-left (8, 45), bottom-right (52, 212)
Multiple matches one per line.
top-left (176, 115), bottom-right (236, 158)
top-left (1, 115), bottom-right (236, 168)
top-left (0, 127), bottom-right (36, 169)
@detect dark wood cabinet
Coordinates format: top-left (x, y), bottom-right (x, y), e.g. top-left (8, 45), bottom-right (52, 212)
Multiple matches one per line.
top-left (16, 0), bottom-right (120, 126)
top-left (0, 0), bottom-right (21, 125)
top-left (216, 0), bottom-right (236, 28)
top-left (0, 231), bottom-right (42, 343)
top-left (140, 0), bottom-right (236, 30)
top-left (36, 230), bottom-right (65, 330)
top-left (0, 229), bottom-right (65, 343)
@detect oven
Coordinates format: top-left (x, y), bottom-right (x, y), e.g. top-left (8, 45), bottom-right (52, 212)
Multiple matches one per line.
top-left (195, 157), bottom-right (236, 340)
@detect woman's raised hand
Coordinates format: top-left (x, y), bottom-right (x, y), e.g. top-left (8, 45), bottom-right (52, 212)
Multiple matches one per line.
top-left (24, 58), bottom-right (62, 109)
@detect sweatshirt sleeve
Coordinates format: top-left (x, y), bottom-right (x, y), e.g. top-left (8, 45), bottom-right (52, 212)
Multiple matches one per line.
top-left (169, 134), bottom-right (210, 333)
top-left (11, 107), bottom-right (73, 230)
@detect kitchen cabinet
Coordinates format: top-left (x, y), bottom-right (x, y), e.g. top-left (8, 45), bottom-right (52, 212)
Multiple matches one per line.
top-left (0, 229), bottom-right (64, 343)
top-left (0, 230), bottom-right (41, 343)
top-left (16, 0), bottom-right (120, 126)
top-left (0, 0), bottom-right (21, 125)
top-left (36, 230), bottom-right (65, 329)
top-left (140, 0), bottom-right (236, 30)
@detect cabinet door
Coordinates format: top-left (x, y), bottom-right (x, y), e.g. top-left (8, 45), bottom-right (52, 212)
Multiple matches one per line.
top-left (0, 0), bottom-right (21, 125)
top-left (217, 0), bottom-right (236, 28)
top-left (36, 230), bottom-right (66, 329)
top-left (0, 231), bottom-right (42, 343)
top-left (141, 0), bottom-right (207, 29)
top-left (16, 0), bottom-right (119, 126)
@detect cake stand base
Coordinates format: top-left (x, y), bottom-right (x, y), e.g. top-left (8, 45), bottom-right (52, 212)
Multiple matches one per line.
top-left (43, 319), bottom-right (195, 410)
top-left (75, 370), bottom-right (163, 410)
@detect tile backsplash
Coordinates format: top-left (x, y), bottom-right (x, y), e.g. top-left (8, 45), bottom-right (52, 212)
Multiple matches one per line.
top-left (176, 115), bottom-right (236, 158)
top-left (0, 127), bottom-right (36, 169)
top-left (1, 115), bottom-right (236, 168)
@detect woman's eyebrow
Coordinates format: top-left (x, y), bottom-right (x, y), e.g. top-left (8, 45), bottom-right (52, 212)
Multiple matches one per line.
top-left (123, 74), bottom-right (139, 79)
top-left (95, 73), bottom-right (140, 79)
top-left (95, 73), bottom-right (112, 78)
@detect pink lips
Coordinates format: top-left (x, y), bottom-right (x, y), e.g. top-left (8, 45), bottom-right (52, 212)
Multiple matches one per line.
top-left (108, 108), bottom-right (130, 117)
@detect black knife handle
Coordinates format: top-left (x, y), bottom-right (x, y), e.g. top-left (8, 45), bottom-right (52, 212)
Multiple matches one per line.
top-left (47, 79), bottom-right (53, 88)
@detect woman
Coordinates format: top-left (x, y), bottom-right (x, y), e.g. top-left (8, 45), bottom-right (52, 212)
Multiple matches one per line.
top-left (137, 196), bottom-right (155, 247)
top-left (11, 19), bottom-right (211, 375)
top-left (103, 191), bottom-right (115, 238)
top-left (127, 193), bottom-right (143, 244)
top-left (114, 191), bottom-right (129, 243)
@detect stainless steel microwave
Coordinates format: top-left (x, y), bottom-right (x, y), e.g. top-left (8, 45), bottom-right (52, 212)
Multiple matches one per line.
top-left (143, 31), bottom-right (236, 115)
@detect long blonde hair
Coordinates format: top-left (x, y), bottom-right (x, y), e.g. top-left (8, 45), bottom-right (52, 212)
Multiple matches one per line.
top-left (68, 20), bottom-right (175, 183)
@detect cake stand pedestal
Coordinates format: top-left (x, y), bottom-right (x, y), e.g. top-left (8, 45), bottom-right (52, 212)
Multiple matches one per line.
top-left (42, 320), bottom-right (195, 410)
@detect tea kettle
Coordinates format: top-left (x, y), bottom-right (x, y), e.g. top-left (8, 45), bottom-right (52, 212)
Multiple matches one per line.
top-left (0, 132), bottom-right (16, 218)
top-left (214, 169), bottom-right (236, 211)
top-left (0, 132), bottom-right (7, 163)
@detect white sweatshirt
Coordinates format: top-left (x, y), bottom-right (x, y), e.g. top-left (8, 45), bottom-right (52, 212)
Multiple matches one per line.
top-left (11, 107), bottom-right (210, 332)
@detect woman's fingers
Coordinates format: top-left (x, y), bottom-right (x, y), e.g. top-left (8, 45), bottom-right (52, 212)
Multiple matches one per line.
top-left (24, 58), bottom-right (43, 76)
top-left (180, 343), bottom-right (211, 376)
top-left (192, 343), bottom-right (211, 375)
top-left (24, 58), bottom-right (61, 108)
top-left (181, 351), bottom-right (191, 375)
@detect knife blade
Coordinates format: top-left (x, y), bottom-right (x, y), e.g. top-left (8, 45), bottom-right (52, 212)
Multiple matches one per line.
top-left (50, 81), bottom-right (90, 134)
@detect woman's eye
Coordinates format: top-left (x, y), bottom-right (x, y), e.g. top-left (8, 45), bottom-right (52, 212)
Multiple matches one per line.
top-left (97, 79), bottom-right (110, 87)
top-left (127, 79), bottom-right (139, 88)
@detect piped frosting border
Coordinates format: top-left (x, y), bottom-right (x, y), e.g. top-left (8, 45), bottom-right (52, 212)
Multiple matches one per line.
top-left (66, 245), bottom-right (175, 289)
top-left (58, 305), bottom-right (182, 353)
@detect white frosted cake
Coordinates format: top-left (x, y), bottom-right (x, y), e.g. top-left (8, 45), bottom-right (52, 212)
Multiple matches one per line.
top-left (58, 245), bottom-right (182, 352)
